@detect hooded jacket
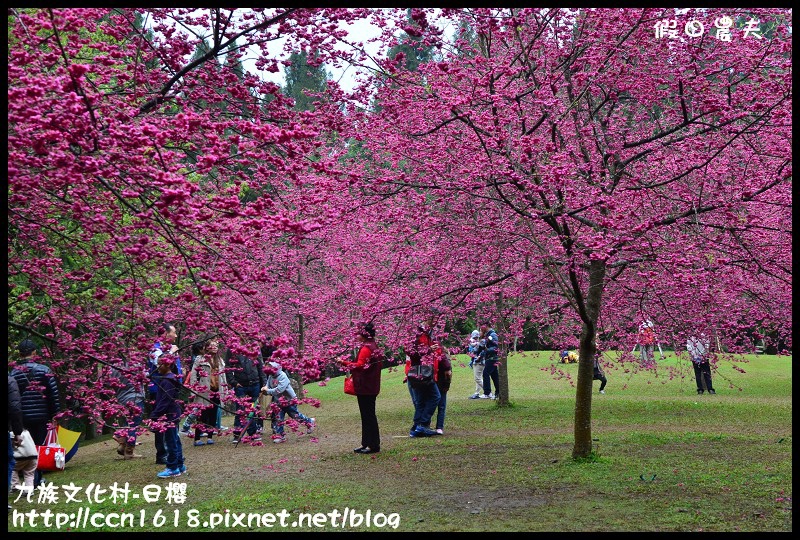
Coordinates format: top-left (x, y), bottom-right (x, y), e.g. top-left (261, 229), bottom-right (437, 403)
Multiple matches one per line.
top-left (264, 362), bottom-right (296, 402)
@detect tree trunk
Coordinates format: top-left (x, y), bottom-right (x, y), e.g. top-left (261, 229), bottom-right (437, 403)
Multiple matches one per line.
top-left (496, 293), bottom-right (510, 406)
top-left (572, 259), bottom-right (606, 458)
top-left (298, 312), bottom-right (305, 354)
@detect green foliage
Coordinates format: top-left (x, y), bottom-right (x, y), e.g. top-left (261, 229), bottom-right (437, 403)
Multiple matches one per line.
top-left (283, 50), bottom-right (330, 112)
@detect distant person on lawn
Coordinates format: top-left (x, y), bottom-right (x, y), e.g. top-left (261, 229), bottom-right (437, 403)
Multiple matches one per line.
top-left (687, 334), bottom-right (715, 395)
top-left (479, 323), bottom-right (500, 399)
top-left (467, 330), bottom-right (485, 399)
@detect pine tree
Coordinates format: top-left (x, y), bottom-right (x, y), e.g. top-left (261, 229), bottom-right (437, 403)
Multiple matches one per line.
top-left (283, 50), bottom-right (329, 112)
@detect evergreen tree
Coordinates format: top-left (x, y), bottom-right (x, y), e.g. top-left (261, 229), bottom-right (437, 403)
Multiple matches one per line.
top-left (283, 50), bottom-right (329, 112)
top-left (386, 8), bottom-right (436, 72)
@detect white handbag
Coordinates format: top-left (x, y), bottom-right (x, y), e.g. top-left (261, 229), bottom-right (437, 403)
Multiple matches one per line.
top-left (11, 429), bottom-right (39, 460)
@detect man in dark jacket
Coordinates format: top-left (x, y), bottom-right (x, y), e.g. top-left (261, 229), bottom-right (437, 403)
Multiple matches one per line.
top-left (479, 324), bottom-right (500, 400)
top-left (225, 350), bottom-right (265, 443)
top-left (9, 376), bottom-right (25, 502)
top-left (10, 339), bottom-right (60, 488)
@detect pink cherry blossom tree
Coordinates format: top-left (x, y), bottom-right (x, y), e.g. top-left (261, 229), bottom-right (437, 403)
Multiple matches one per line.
top-left (335, 8), bottom-right (792, 456)
top-left (7, 7), bottom-right (397, 434)
top-left (8, 8), bottom-right (792, 460)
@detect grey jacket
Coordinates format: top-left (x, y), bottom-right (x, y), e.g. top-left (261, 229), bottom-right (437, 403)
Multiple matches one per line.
top-left (263, 362), bottom-right (296, 402)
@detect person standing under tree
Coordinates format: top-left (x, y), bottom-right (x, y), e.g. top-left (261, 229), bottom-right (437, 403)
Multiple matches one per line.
top-left (187, 338), bottom-right (226, 446)
top-left (339, 322), bottom-right (382, 454)
top-left (687, 334), bottom-right (715, 395)
top-left (404, 315), bottom-right (441, 438)
top-left (479, 323), bottom-right (500, 400)
top-left (467, 330), bottom-right (485, 399)
top-left (593, 335), bottom-right (608, 394)
top-left (150, 356), bottom-right (185, 478)
top-left (434, 342), bottom-right (452, 434)
top-left (10, 339), bottom-right (60, 488)
top-left (148, 323), bottom-right (182, 464)
top-left (8, 375), bottom-right (25, 508)
top-left (637, 318), bottom-right (658, 367)
top-left (107, 362), bottom-right (145, 460)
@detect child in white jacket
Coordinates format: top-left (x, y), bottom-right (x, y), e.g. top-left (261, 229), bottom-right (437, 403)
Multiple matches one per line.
top-left (261, 362), bottom-right (315, 443)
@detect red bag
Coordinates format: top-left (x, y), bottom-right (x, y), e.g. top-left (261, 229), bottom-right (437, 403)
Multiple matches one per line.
top-left (344, 374), bottom-right (356, 396)
top-left (37, 426), bottom-right (66, 472)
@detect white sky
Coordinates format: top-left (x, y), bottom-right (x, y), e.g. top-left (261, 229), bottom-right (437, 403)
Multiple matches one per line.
top-left (144, 9), bottom-right (457, 94)
top-left (257, 16), bottom-right (388, 94)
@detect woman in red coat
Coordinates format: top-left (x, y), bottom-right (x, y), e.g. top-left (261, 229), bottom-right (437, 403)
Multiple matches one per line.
top-left (340, 322), bottom-right (382, 454)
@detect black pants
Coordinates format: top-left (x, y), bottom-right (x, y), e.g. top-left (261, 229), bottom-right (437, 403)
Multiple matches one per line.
top-left (693, 362), bottom-right (714, 392)
top-left (194, 398), bottom-right (219, 439)
top-left (593, 371), bottom-right (607, 391)
top-left (482, 357), bottom-right (500, 396)
top-left (356, 395), bottom-right (380, 451)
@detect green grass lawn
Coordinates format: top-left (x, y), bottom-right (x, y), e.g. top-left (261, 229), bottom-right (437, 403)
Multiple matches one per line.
top-left (8, 351), bottom-right (792, 532)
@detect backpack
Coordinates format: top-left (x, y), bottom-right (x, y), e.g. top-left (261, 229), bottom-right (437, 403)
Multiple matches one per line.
top-left (407, 364), bottom-right (435, 389)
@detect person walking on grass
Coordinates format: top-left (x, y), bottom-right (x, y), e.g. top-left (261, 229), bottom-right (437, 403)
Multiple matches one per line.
top-left (593, 354), bottom-right (608, 394)
top-left (339, 322), bottom-right (382, 454)
top-left (262, 362), bottom-right (315, 444)
top-left (593, 334), bottom-right (608, 394)
top-left (226, 348), bottom-right (265, 444)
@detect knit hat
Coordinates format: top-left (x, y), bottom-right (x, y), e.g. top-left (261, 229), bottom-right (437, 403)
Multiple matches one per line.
top-left (471, 330), bottom-right (480, 339)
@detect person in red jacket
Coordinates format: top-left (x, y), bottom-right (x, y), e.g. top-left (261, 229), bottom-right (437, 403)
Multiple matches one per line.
top-left (340, 322), bottom-right (383, 454)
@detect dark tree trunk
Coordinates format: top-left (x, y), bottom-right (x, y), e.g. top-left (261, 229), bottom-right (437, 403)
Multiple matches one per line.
top-left (572, 259), bottom-right (606, 458)
top-left (495, 293), bottom-right (510, 406)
